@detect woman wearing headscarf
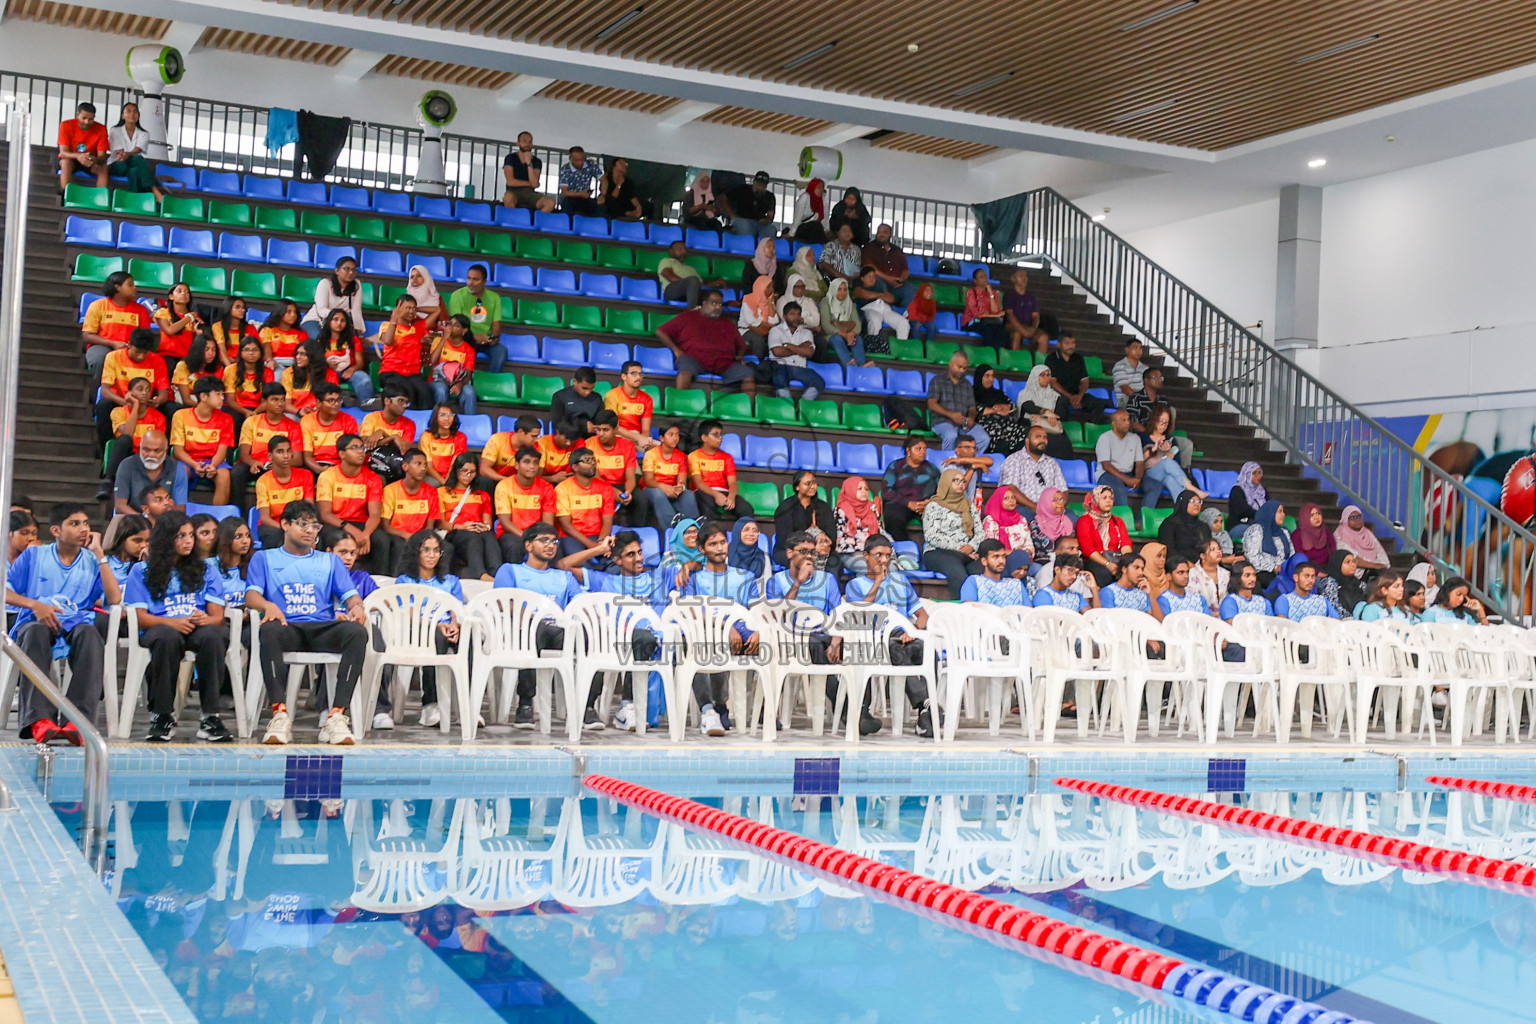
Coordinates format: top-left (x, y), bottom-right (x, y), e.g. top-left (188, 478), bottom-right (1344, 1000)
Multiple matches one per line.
top-left (1033, 487), bottom-right (1077, 548)
top-left (921, 468), bottom-right (982, 599)
top-left (1333, 505), bottom-right (1390, 570)
top-left (820, 278), bottom-right (869, 367)
top-left (790, 179), bottom-right (828, 243)
top-left (728, 520), bottom-right (768, 578)
top-left (981, 486), bottom-right (1036, 577)
top-left (804, 526), bottom-right (842, 577)
top-left (1139, 541), bottom-right (1170, 601)
top-left (1290, 502), bottom-right (1336, 566)
top-left (662, 518), bottom-right (702, 569)
top-left (828, 186), bottom-right (872, 245)
top-left (773, 470), bottom-right (835, 567)
top-left (970, 364), bottom-right (1028, 456)
top-left (684, 171), bottom-right (722, 230)
top-left (777, 274), bottom-right (822, 334)
top-left (1240, 499), bottom-right (1294, 587)
top-left (1016, 364), bottom-right (1072, 458)
top-left (1200, 507), bottom-right (1236, 560)
top-left (406, 264), bottom-right (442, 323)
top-left (1157, 490), bottom-right (1211, 566)
top-left (835, 475), bottom-right (885, 555)
top-left (1228, 462), bottom-right (1266, 529)
top-left (789, 246), bottom-right (826, 302)
top-left (1406, 561), bottom-right (1439, 605)
top-left (741, 237), bottom-right (784, 296)
top-left (904, 282), bottom-right (937, 343)
top-left (1318, 550), bottom-right (1366, 619)
top-left (737, 276), bottom-right (779, 357)
top-left (1075, 484), bottom-right (1132, 587)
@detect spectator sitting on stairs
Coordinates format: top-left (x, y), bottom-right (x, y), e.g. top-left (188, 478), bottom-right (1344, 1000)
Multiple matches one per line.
top-left (1123, 365), bottom-right (1193, 469)
top-left (112, 429), bottom-right (188, 515)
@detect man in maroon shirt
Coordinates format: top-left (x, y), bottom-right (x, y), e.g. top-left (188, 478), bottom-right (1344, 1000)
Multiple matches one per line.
top-left (653, 289), bottom-right (759, 395)
top-left (863, 223), bottom-right (915, 309)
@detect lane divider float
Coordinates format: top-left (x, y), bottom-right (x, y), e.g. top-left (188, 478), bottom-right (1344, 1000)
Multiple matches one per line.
top-left (1057, 777), bottom-right (1536, 894)
top-left (1426, 775), bottom-right (1536, 804)
top-left (583, 773), bottom-right (1369, 1024)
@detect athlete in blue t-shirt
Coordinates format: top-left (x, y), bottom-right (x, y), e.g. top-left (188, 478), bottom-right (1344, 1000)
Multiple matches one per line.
top-left (958, 540), bottom-right (1025, 607)
top-left (561, 530), bottom-right (666, 731)
top-left (5, 503), bottom-right (121, 743)
top-left (243, 500), bottom-right (368, 746)
top-left (667, 522), bottom-right (763, 737)
top-left (1031, 554), bottom-right (1098, 612)
top-left (125, 511), bottom-right (231, 742)
top-left (1273, 561), bottom-right (1338, 622)
top-left (1099, 552), bottom-right (1152, 613)
top-left (1155, 559), bottom-right (1213, 618)
top-left (768, 530), bottom-right (857, 735)
top-left (391, 529), bottom-right (467, 730)
top-left (844, 535), bottom-right (936, 738)
top-left (1219, 561), bottom-right (1273, 621)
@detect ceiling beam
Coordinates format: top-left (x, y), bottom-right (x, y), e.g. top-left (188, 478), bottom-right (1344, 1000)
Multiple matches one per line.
top-left (656, 100), bottom-right (720, 129)
top-left (159, 20), bottom-right (205, 52)
top-left (495, 74), bottom-right (555, 106)
top-left (332, 49), bottom-right (383, 83)
top-left (808, 123), bottom-right (876, 147)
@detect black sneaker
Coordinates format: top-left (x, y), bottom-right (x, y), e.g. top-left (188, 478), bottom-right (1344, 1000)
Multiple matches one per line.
top-left (913, 705), bottom-right (935, 739)
top-left (197, 716), bottom-right (233, 743)
top-left (718, 708), bottom-right (733, 732)
top-left (513, 703), bottom-right (535, 729)
top-left (859, 712), bottom-right (883, 737)
top-left (146, 714), bottom-right (175, 743)
top-left (583, 708), bottom-right (605, 731)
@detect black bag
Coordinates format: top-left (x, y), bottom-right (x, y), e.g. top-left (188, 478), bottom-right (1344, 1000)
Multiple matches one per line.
top-left (369, 446), bottom-right (405, 483)
top-left (881, 396), bottom-right (923, 432)
top-left (863, 329), bottom-right (892, 356)
top-left (934, 258), bottom-right (960, 277)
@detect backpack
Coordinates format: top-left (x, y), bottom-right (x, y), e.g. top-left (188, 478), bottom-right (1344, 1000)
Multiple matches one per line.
top-left (881, 396), bottom-right (923, 432)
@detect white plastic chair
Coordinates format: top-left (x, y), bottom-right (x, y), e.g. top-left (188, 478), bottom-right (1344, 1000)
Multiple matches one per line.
top-left (926, 604), bottom-right (1033, 741)
top-left (825, 603), bottom-right (938, 742)
top-left (1165, 612), bottom-right (1281, 742)
top-left (244, 610), bottom-right (353, 739)
top-left (1423, 623), bottom-right (1504, 746)
top-left (550, 796), bottom-right (664, 908)
top-left (565, 591), bottom-right (676, 739)
top-left (663, 598), bottom-right (772, 737)
top-left (1239, 614), bottom-right (1351, 743)
top-left (747, 601), bottom-right (845, 741)
top-left (356, 584), bottom-right (471, 739)
top-left (465, 589), bottom-right (576, 740)
top-left (350, 798), bottom-right (461, 913)
top-left (1092, 608), bottom-right (1201, 743)
top-left (451, 798), bottom-right (557, 911)
top-left (1033, 607), bottom-right (1123, 742)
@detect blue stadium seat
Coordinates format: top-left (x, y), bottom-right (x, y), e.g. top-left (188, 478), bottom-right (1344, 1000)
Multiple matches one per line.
top-left (247, 308), bottom-right (271, 327)
top-left (790, 439), bottom-right (834, 474)
top-left (845, 365), bottom-right (885, 392)
top-left (495, 207), bottom-right (533, 230)
top-left (721, 233), bottom-right (756, 256)
top-left (461, 414), bottom-right (493, 448)
top-left (198, 170), bottom-right (242, 195)
top-left (885, 369), bottom-right (926, 398)
top-left (156, 166), bottom-right (196, 191)
top-left (932, 260), bottom-right (965, 280)
top-left (893, 540), bottom-right (944, 579)
top-left (314, 243), bottom-right (358, 269)
top-left (286, 181), bottom-right (329, 205)
top-left (959, 261), bottom-right (992, 282)
top-left (685, 228), bottom-right (723, 252)
top-left (744, 435), bottom-right (789, 470)
top-left (807, 362), bottom-right (844, 390)
top-left (880, 444), bottom-right (905, 467)
top-left (495, 416), bottom-right (517, 433)
top-left (580, 273), bottom-right (619, 299)
top-left (168, 227), bottom-right (214, 257)
top-left (536, 268), bottom-right (579, 293)
top-left (492, 264), bottom-right (534, 291)
top-left (373, 191), bottom-right (413, 215)
top-left (241, 175), bottom-right (284, 200)
top-left (774, 239), bottom-right (795, 261)
top-left (448, 258), bottom-right (480, 284)
top-left (541, 337), bottom-right (586, 366)
top-left (1202, 468), bottom-right (1239, 497)
top-left (266, 238), bottom-right (311, 266)
top-left (246, 506), bottom-right (263, 549)
top-left (455, 202), bottom-right (493, 225)
top-left (719, 433), bottom-right (744, 461)
top-left (331, 185), bottom-right (371, 210)
top-left (634, 345), bottom-right (675, 375)
top-left (185, 502), bottom-right (240, 520)
top-left (1001, 378), bottom-right (1026, 403)
top-left (934, 311), bottom-right (962, 334)
top-left (360, 248), bottom-right (404, 275)
top-left (77, 293), bottom-right (103, 321)
top-left (836, 442), bottom-right (881, 476)
top-left (619, 278), bottom-right (660, 303)
top-left (405, 253), bottom-right (449, 280)
top-left (66, 215), bottom-right (114, 246)
top-left (589, 341), bottom-right (628, 371)
top-left (218, 232), bottom-right (264, 262)
top-left (404, 409), bottom-right (432, 433)
top-left (648, 224), bottom-right (683, 248)
top-left (534, 212), bottom-right (572, 235)
top-left (571, 215), bottom-right (610, 238)
top-left (610, 221), bottom-right (647, 244)
top-left (1088, 386), bottom-right (1114, 408)
top-left (502, 334), bottom-right (540, 362)
top-left (1060, 459), bottom-right (1095, 490)
top-left (416, 197), bottom-right (453, 220)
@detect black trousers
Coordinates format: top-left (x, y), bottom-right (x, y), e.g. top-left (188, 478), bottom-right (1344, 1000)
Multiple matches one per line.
top-left (142, 623), bottom-right (227, 717)
top-left (584, 628), bottom-right (658, 707)
top-left (516, 622), bottom-right (565, 703)
top-left (320, 524), bottom-right (401, 574)
top-left (378, 371), bottom-right (434, 411)
top-left (229, 463), bottom-right (267, 510)
top-left (447, 529), bottom-right (502, 579)
top-left (15, 621), bottom-right (103, 735)
top-left (497, 530), bottom-right (526, 567)
top-left (257, 619), bottom-right (368, 711)
top-left (921, 548), bottom-right (981, 600)
top-left (828, 636), bottom-right (930, 714)
top-left (698, 496), bottom-right (756, 523)
top-left (257, 524), bottom-right (285, 550)
top-left (885, 503), bottom-right (920, 538)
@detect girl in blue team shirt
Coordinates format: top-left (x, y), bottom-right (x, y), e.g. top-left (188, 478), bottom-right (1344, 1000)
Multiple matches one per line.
top-left (211, 516), bottom-right (253, 610)
top-left (1219, 560), bottom-right (1273, 621)
top-left (102, 513), bottom-right (150, 586)
top-left (125, 511), bottom-right (230, 743)
top-left (394, 529), bottom-right (464, 728)
top-left (1355, 569), bottom-right (1411, 622)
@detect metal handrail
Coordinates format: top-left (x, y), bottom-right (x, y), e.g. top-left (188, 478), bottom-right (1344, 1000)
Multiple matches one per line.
top-left (1018, 188), bottom-right (1536, 622)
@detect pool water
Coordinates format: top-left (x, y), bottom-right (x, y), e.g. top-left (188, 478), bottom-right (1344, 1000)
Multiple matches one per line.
top-left (55, 781), bottom-right (1536, 1024)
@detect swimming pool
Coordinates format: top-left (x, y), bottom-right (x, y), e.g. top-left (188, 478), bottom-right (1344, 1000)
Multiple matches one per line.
top-left (7, 747), bottom-right (1536, 1024)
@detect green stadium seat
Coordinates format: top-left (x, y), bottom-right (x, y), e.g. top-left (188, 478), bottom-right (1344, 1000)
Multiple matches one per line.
top-left (556, 240), bottom-right (597, 266)
top-left (635, 249), bottom-right (665, 275)
top-left (927, 341), bottom-right (960, 364)
top-left (737, 481), bottom-right (779, 516)
top-left (682, 254), bottom-right (712, 277)
top-left (63, 184), bottom-right (109, 211)
top-left (1283, 515), bottom-right (1297, 532)
top-left (661, 387), bottom-right (708, 417)
top-left (71, 253), bottom-right (124, 283)
top-left (887, 337), bottom-right (925, 362)
top-left (714, 257), bottom-right (747, 281)
top-left (844, 403), bottom-right (887, 433)
top-left (596, 245), bottom-right (636, 270)
top-left (474, 374), bottom-right (519, 404)
top-left (126, 258), bottom-right (173, 290)
top-left (646, 310), bottom-right (677, 334)
top-left (756, 396), bottom-right (798, 425)
top-left (1061, 422), bottom-right (1086, 448)
top-left (606, 308), bottom-right (647, 336)
top-left (931, 283), bottom-right (963, 307)
top-left (1083, 355), bottom-right (1107, 381)
top-left (160, 195), bottom-right (205, 222)
top-left (1113, 505), bottom-right (1137, 537)
top-left (800, 400), bottom-right (840, 429)
top-left (300, 210), bottom-right (343, 237)
top-left (561, 304), bottom-right (604, 332)
top-left (346, 217), bottom-right (388, 242)
top-left (515, 235), bottom-right (556, 261)
top-left (110, 190), bottom-right (157, 216)
top-left (255, 207), bottom-right (298, 233)
top-left (711, 393), bottom-right (754, 422)
top-left (963, 344), bottom-right (998, 367)
top-left (997, 348), bottom-right (1035, 373)
top-left (432, 226), bottom-right (473, 251)
top-left (473, 232), bottom-right (513, 258)
top-left (1138, 507), bottom-right (1174, 539)
top-left (388, 221), bottom-right (430, 247)
top-left (519, 376), bottom-right (563, 407)
top-left (378, 285), bottom-right (408, 309)
top-left (281, 275), bottom-right (322, 304)
top-left (515, 299), bottom-right (560, 328)
top-left (359, 282), bottom-right (379, 310)
top-left (181, 264), bottom-right (229, 295)
top-left (1082, 422), bottom-right (1111, 449)
top-left (232, 269), bottom-right (277, 300)
top-left (208, 201), bottom-right (252, 227)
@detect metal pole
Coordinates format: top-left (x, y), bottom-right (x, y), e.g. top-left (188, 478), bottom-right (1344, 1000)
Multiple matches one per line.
top-left (0, 99), bottom-right (29, 559)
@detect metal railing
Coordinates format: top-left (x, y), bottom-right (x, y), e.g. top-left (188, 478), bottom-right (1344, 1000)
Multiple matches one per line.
top-left (1019, 187), bottom-right (1536, 622)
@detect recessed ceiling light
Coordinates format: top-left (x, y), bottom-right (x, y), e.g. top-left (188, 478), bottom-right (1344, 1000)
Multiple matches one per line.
top-left (1120, 1), bottom-right (1198, 32)
top-left (1092, 208), bottom-right (1109, 223)
top-left (1295, 33), bottom-right (1380, 65)
top-left (782, 42), bottom-right (836, 70)
top-left (1110, 99), bottom-right (1177, 123)
top-left (595, 5), bottom-right (645, 40)
top-left (907, 43), bottom-right (920, 53)
top-left (1307, 157), bottom-right (1327, 168)
top-left (952, 72), bottom-right (1014, 99)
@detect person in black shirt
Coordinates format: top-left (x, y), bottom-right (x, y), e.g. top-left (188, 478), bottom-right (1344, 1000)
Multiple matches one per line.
top-left (601, 157), bottom-right (643, 220)
top-left (719, 170), bottom-right (777, 241)
top-left (1043, 333), bottom-right (1106, 420)
top-left (550, 367), bottom-right (603, 435)
top-left (502, 131), bottom-right (556, 212)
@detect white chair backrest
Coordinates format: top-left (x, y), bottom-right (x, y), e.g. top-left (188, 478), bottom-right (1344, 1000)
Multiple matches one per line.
top-left (926, 604), bottom-right (1010, 662)
top-left (662, 597), bottom-right (751, 652)
top-left (461, 579), bottom-right (493, 601)
top-left (364, 584), bottom-right (466, 653)
top-left (565, 591), bottom-right (667, 659)
top-left (467, 588), bottom-right (566, 656)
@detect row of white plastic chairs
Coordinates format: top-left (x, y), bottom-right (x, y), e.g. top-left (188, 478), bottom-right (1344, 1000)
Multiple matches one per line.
top-left (107, 787), bottom-right (1536, 911)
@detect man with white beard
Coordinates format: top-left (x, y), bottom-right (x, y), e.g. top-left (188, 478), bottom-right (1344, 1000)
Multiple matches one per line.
top-left (111, 430), bottom-right (189, 516)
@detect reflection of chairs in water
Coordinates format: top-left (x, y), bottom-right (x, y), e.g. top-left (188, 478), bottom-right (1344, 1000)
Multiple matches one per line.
top-left (1228, 792), bottom-right (1321, 887)
top-left (551, 796), bottom-right (663, 908)
top-left (1012, 794), bottom-right (1104, 892)
top-left (921, 795), bottom-right (1016, 890)
top-left (452, 798), bottom-right (558, 911)
top-left (1083, 802), bottom-right (1164, 891)
top-left (735, 797), bottom-right (817, 903)
top-left (1152, 816), bottom-right (1237, 890)
top-left (833, 795), bottom-right (930, 875)
top-left (1314, 792), bottom-right (1395, 886)
top-left (656, 800), bottom-right (755, 905)
top-left (350, 798), bottom-right (460, 913)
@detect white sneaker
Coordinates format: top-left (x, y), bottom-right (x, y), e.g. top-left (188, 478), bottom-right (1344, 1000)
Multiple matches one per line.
top-left (612, 701), bottom-right (637, 732)
top-left (419, 703), bottom-right (442, 728)
top-left (318, 712), bottom-right (355, 746)
top-left (1431, 691), bottom-right (1448, 708)
top-left (262, 709), bottom-right (292, 745)
top-left (700, 705), bottom-right (725, 737)
top-left (371, 712), bottom-right (395, 731)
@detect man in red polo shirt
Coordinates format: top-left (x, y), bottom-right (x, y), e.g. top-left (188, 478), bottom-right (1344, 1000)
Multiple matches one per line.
top-left (82, 271), bottom-right (153, 379)
top-left (380, 448), bottom-right (443, 559)
top-left (300, 382), bottom-right (358, 474)
top-left (495, 445), bottom-right (557, 565)
top-left (687, 418), bottom-right (754, 523)
top-left (603, 361), bottom-right (658, 451)
top-left (317, 432), bottom-right (388, 572)
top-left (654, 289), bottom-right (758, 394)
top-left (95, 327), bottom-right (170, 449)
top-left (554, 448), bottom-right (615, 559)
top-left (536, 421), bottom-right (583, 485)
top-left (584, 410), bottom-right (638, 519)
top-left (170, 377), bottom-right (235, 505)
top-left (58, 101), bottom-right (110, 192)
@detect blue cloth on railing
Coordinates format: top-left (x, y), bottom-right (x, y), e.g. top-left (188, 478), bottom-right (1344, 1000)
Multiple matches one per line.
top-left (265, 108), bottom-right (299, 153)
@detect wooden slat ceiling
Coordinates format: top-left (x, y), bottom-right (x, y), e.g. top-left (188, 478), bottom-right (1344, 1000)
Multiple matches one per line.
top-left (2, 0), bottom-right (169, 38)
top-left (872, 132), bottom-right (999, 161)
top-left (535, 80), bottom-right (679, 114)
top-left (700, 106), bottom-right (835, 137)
top-left (371, 55), bottom-right (516, 90)
top-left (259, 0), bottom-right (1536, 150)
top-left (196, 27), bottom-right (351, 66)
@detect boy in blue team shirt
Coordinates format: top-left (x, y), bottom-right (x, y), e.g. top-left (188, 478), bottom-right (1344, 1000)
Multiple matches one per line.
top-left (1219, 561), bottom-right (1273, 621)
top-left (243, 500), bottom-right (369, 746)
top-left (1155, 559), bottom-right (1214, 618)
top-left (560, 529), bottom-right (666, 732)
top-left (958, 540), bottom-right (1026, 607)
top-left (1099, 554), bottom-right (1152, 612)
top-left (6, 502), bottom-right (121, 744)
top-left (1031, 553), bottom-right (1100, 611)
top-left (668, 522), bottom-right (762, 737)
top-left (844, 535), bottom-right (935, 738)
top-left (1274, 561), bottom-right (1339, 622)
top-left (768, 530), bottom-right (866, 735)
